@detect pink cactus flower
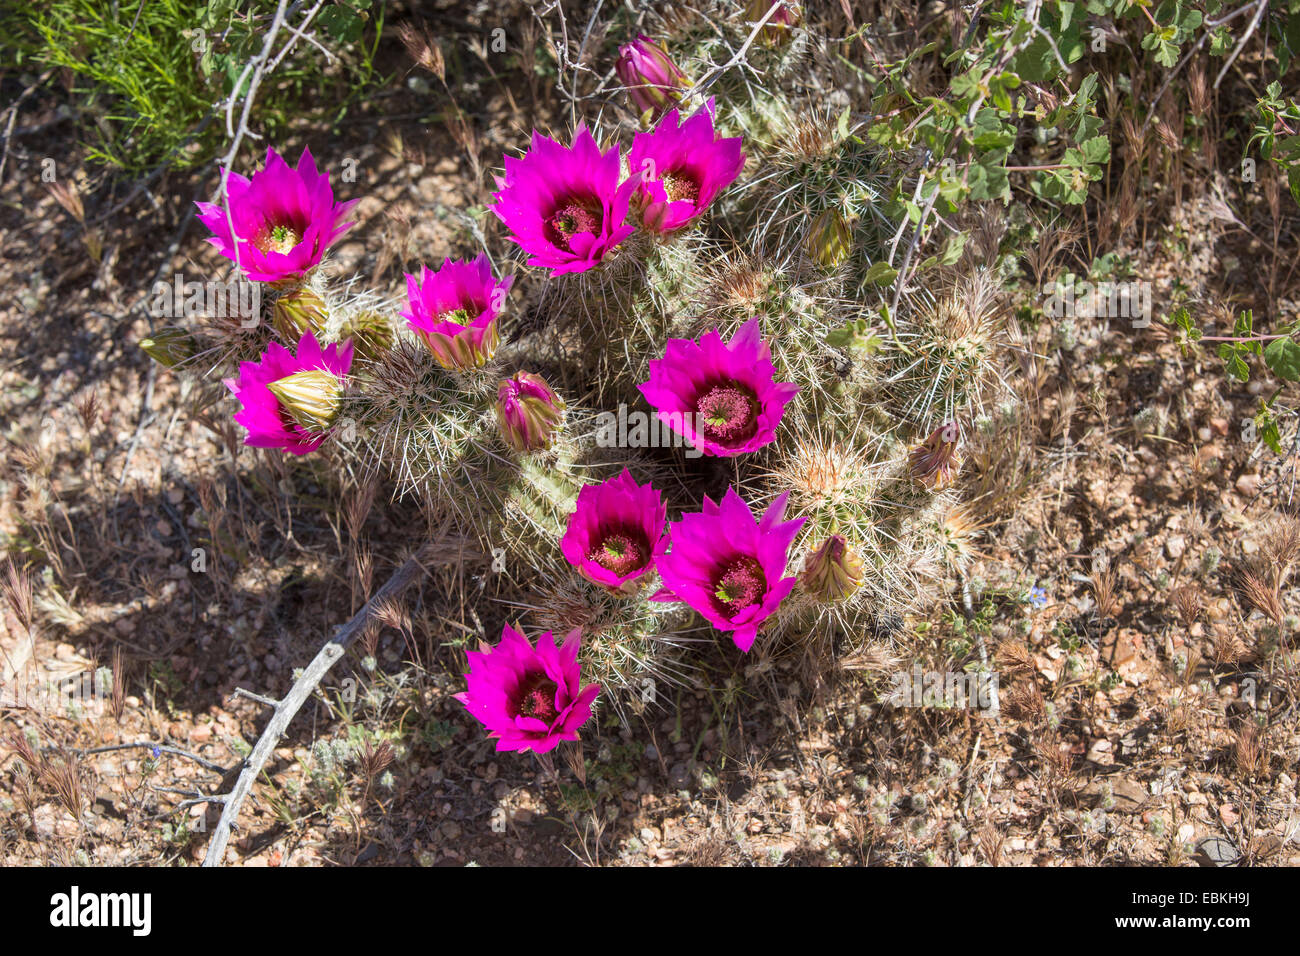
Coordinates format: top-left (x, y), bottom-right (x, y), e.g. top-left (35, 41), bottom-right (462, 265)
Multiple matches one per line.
top-left (615, 35), bottom-right (689, 120)
top-left (490, 127), bottom-right (639, 276)
top-left (455, 624), bottom-right (601, 754)
top-left (560, 470), bottom-right (668, 592)
top-left (639, 318), bottom-right (798, 457)
top-left (652, 489), bottom-right (806, 651)
top-left (196, 146), bottom-right (358, 284)
top-left (402, 255), bottom-right (512, 370)
top-left (627, 99), bottom-right (744, 234)
top-left (224, 330), bottom-right (353, 455)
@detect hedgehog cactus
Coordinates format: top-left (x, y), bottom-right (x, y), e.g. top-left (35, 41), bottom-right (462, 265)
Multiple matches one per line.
top-left (154, 15), bottom-right (1019, 747)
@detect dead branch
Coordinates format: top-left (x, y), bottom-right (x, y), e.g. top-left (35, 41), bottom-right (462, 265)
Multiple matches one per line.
top-left (201, 531), bottom-right (464, 866)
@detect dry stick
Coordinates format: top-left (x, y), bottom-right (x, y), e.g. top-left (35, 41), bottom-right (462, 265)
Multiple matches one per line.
top-left (1139, 2), bottom-right (1261, 134)
top-left (682, 2), bottom-right (782, 103)
top-left (217, 0), bottom-right (294, 280)
top-left (201, 542), bottom-right (439, 867)
top-left (1214, 0), bottom-right (1268, 90)
top-left (74, 742), bottom-right (228, 775)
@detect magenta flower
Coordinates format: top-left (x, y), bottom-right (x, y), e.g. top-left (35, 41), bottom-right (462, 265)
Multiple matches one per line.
top-left (639, 318), bottom-right (798, 457)
top-left (560, 470), bottom-right (668, 592)
top-left (196, 146), bottom-right (359, 284)
top-left (455, 624), bottom-right (600, 754)
top-left (490, 127), bottom-right (639, 276)
top-left (402, 255), bottom-right (512, 370)
top-left (653, 489), bottom-right (805, 651)
top-left (627, 99), bottom-right (744, 234)
top-left (224, 330), bottom-right (353, 455)
top-left (615, 35), bottom-right (689, 120)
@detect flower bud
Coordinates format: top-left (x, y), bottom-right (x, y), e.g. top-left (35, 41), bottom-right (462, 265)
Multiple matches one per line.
top-left (806, 209), bottom-right (852, 269)
top-left (800, 535), bottom-right (863, 602)
top-left (615, 35), bottom-right (689, 122)
top-left (746, 0), bottom-right (802, 45)
top-left (342, 310), bottom-right (395, 360)
top-left (909, 422), bottom-right (962, 490)
top-left (495, 371), bottom-right (565, 453)
top-left (273, 288), bottom-right (329, 341)
top-left (139, 328), bottom-right (197, 368)
top-left (267, 368), bottom-right (345, 433)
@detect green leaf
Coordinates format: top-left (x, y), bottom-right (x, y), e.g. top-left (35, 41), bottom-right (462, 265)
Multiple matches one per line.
top-left (1218, 343), bottom-right (1249, 383)
top-left (1264, 336), bottom-right (1300, 381)
top-left (1080, 135), bottom-right (1111, 165)
top-left (826, 319), bottom-right (882, 354)
top-left (1258, 404), bottom-right (1283, 454)
top-left (317, 5), bottom-right (366, 43)
top-left (1165, 307), bottom-right (1201, 340)
top-left (864, 262), bottom-right (899, 286)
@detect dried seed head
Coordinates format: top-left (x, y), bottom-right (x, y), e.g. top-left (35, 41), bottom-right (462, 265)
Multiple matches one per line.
top-left (398, 22), bottom-right (445, 82)
top-left (1187, 61), bottom-right (1210, 116)
top-left (359, 739), bottom-right (396, 780)
top-left (1170, 584), bottom-right (1203, 627)
top-left (1238, 568), bottom-right (1282, 626)
top-left (2, 560), bottom-right (34, 634)
top-left (1210, 628), bottom-right (1246, 667)
top-left (1090, 567), bottom-right (1121, 620)
top-left (1260, 513), bottom-right (1300, 588)
top-left (75, 390), bottom-right (100, 433)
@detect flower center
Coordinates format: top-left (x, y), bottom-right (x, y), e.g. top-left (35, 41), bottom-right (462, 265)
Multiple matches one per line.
top-left (255, 222), bottom-right (303, 255)
top-left (662, 172), bottom-right (699, 204)
top-left (712, 556), bottom-right (766, 616)
top-left (544, 199), bottom-right (603, 251)
top-left (589, 530), bottom-right (649, 578)
top-left (513, 672), bottom-right (560, 723)
top-left (696, 382), bottom-right (759, 446)
top-left (437, 307), bottom-right (471, 327)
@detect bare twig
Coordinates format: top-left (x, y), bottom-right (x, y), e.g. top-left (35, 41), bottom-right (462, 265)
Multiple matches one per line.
top-left (1214, 0), bottom-right (1268, 90)
top-left (232, 687), bottom-right (280, 709)
top-left (201, 539), bottom-right (448, 866)
top-left (681, 2), bottom-right (782, 103)
top-left (72, 742), bottom-right (228, 775)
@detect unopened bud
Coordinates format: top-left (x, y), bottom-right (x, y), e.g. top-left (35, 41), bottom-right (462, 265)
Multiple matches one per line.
top-left (800, 535), bottom-right (863, 602)
top-left (806, 209), bottom-right (852, 269)
top-left (909, 422), bottom-right (962, 490)
top-left (272, 288), bottom-right (329, 341)
top-left (140, 328), bottom-right (197, 368)
top-left (267, 369), bottom-right (344, 433)
top-left (495, 371), bottom-right (565, 453)
top-left (615, 35), bottom-right (689, 122)
top-left (343, 311), bottom-right (395, 360)
top-left (746, 0), bottom-right (802, 45)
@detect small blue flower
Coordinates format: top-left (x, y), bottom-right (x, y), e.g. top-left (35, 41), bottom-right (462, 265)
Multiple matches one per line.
top-left (150, 745), bottom-right (161, 759)
top-left (1028, 585), bottom-right (1048, 608)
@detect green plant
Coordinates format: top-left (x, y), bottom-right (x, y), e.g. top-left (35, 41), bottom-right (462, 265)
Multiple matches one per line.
top-left (7, 0), bottom-right (385, 174)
